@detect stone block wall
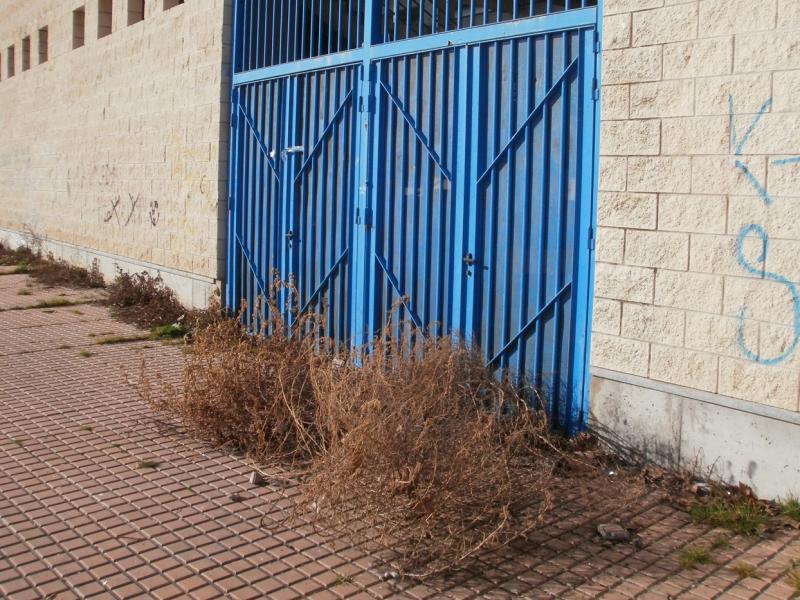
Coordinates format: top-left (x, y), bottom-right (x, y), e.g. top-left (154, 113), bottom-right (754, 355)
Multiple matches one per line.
top-left (595, 0), bottom-right (800, 414)
top-left (0, 0), bottom-right (231, 304)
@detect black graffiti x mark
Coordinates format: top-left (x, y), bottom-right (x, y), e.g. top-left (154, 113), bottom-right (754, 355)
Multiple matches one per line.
top-left (103, 194), bottom-right (140, 227)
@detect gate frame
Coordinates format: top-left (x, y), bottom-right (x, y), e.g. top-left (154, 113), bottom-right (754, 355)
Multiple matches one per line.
top-left (226, 1), bottom-right (604, 434)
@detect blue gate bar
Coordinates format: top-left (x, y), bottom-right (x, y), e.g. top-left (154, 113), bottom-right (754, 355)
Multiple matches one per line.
top-left (233, 6), bottom-right (596, 85)
top-left (227, 0), bottom-right (601, 433)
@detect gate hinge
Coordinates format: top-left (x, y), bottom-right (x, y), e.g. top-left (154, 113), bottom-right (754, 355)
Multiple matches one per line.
top-left (359, 93), bottom-right (375, 114)
top-left (593, 30), bottom-right (601, 54)
top-left (592, 77), bottom-right (600, 101)
top-left (588, 226), bottom-right (595, 251)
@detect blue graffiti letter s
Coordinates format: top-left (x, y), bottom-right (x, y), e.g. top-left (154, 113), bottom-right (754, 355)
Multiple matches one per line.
top-left (735, 224), bottom-right (800, 365)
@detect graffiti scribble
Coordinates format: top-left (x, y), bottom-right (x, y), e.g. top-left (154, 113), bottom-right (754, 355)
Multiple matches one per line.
top-left (734, 224), bottom-right (800, 366)
top-left (149, 201), bottom-right (160, 227)
top-left (103, 194), bottom-right (140, 227)
top-left (729, 95), bottom-right (800, 365)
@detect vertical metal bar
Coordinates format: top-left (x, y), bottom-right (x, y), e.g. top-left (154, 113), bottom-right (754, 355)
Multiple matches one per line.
top-left (226, 87), bottom-right (241, 310)
top-left (352, 0), bottom-right (378, 348)
top-left (244, 86), bottom-right (254, 322)
top-left (516, 34), bottom-right (534, 384)
top-left (401, 57), bottom-right (412, 328)
top-left (533, 34), bottom-right (551, 392)
top-left (548, 31), bottom-right (569, 423)
top-left (253, 82), bottom-right (263, 323)
top-left (269, 80), bottom-right (280, 310)
top-left (409, 56), bottom-right (422, 326)
top-left (420, 52), bottom-right (435, 329)
top-left (500, 39), bottom-right (516, 372)
top-left (481, 42), bottom-right (501, 364)
top-left (570, 17), bottom-right (602, 434)
top-left (327, 0), bottom-right (333, 53)
top-left (336, 0), bottom-right (343, 52)
top-left (435, 49), bottom-right (449, 334)
top-left (329, 70), bottom-right (342, 335)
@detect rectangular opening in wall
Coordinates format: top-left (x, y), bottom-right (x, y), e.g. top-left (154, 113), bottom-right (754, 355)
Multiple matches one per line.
top-left (6, 46), bottom-right (15, 77)
top-left (73, 7), bottom-right (86, 49)
top-left (21, 36), bottom-right (30, 71)
top-left (38, 27), bottom-right (48, 63)
top-left (98, 0), bottom-right (113, 38)
top-left (128, 0), bottom-right (145, 25)
top-left (164, 0), bottom-right (184, 9)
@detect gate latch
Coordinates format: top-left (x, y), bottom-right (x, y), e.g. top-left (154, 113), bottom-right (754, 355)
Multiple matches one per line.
top-left (282, 146), bottom-right (304, 160)
top-left (285, 230), bottom-right (294, 245)
top-left (463, 253), bottom-right (476, 276)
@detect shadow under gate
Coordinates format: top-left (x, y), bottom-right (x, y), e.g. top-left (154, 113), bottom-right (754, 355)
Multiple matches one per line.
top-left (226, 0), bottom-right (602, 434)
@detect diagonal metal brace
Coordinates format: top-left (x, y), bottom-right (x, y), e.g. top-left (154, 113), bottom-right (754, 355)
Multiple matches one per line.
top-left (299, 248), bottom-right (349, 315)
top-left (487, 282), bottom-right (571, 368)
top-left (374, 253), bottom-right (425, 331)
top-left (477, 57), bottom-right (578, 186)
top-left (377, 79), bottom-right (453, 182)
top-left (237, 100), bottom-right (281, 183)
top-left (294, 88), bottom-right (355, 183)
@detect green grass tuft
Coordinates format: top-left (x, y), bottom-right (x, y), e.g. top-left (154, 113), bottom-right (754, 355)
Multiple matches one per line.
top-left (149, 323), bottom-right (188, 340)
top-left (680, 546), bottom-right (712, 569)
top-left (786, 568), bottom-right (800, 593)
top-left (95, 334), bottom-right (150, 345)
top-left (32, 298), bottom-right (78, 309)
top-left (136, 460), bottom-right (160, 469)
top-left (710, 535), bottom-right (730, 550)
top-left (778, 497), bottom-right (800, 522)
top-left (79, 350), bottom-right (94, 358)
top-left (729, 562), bottom-right (758, 579)
top-left (690, 498), bottom-right (770, 536)
top-left (16, 288), bottom-right (32, 296)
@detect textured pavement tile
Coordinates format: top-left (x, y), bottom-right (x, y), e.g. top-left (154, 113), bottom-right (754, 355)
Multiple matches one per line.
top-left (1, 273), bottom-right (799, 599)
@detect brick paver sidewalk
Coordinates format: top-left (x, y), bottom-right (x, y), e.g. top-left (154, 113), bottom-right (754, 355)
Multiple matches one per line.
top-left (1, 270), bottom-right (799, 599)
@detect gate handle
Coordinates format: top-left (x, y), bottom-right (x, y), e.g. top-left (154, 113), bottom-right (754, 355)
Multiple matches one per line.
top-left (282, 146), bottom-right (304, 159)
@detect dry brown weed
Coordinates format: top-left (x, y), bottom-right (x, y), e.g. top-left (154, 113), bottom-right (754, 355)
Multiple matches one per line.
top-left (140, 289), bottom-right (616, 576)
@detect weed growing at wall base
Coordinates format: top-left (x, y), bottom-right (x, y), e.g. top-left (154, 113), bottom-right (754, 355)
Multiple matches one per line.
top-left (0, 240), bottom-right (105, 288)
top-left (106, 269), bottom-right (184, 328)
top-left (138, 286), bottom-right (635, 576)
top-left (690, 497), bottom-right (770, 536)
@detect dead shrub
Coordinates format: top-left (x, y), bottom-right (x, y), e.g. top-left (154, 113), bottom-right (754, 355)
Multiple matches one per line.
top-left (0, 240), bottom-right (104, 288)
top-left (0, 240), bottom-right (38, 268)
top-left (30, 255), bottom-right (105, 288)
top-left (142, 288), bottom-right (333, 463)
top-left (139, 290), bottom-right (600, 576)
top-left (304, 332), bottom-right (557, 575)
top-left (107, 269), bottom-right (185, 328)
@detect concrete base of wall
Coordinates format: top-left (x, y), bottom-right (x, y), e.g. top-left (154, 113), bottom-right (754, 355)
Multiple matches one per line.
top-left (0, 227), bottom-right (218, 309)
top-left (590, 368), bottom-right (800, 500)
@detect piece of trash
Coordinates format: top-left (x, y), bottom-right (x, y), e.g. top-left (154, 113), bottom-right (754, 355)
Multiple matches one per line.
top-left (691, 482), bottom-right (711, 497)
top-left (380, 571), bottom-right (400, 581)
top-left (249, 470), bottom-right (267, 486)
top-left (229, 493), bottom-right (244, 502)
top-left (608, 470), bottom-right (617, 476)
top-left (597, 523), bottom-right (630, 542)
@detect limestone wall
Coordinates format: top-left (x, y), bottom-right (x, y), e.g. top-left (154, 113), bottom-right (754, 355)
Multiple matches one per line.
top-left (594, 0), bottom-right (800, 412)
top-left (0, 0), bottom-right (230, 300)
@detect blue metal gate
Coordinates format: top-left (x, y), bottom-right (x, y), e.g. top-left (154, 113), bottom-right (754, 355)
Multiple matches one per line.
top-left (227, 0), bottom-right (601, 433)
